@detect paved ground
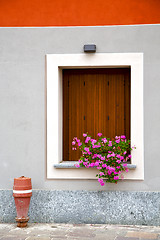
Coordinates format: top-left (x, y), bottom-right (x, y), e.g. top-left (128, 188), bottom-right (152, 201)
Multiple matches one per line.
top-left (0, 223), bottom-right (160, 240)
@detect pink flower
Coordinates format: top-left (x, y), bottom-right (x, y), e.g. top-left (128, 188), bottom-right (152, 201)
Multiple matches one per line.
top-left (109, 167), bottom-right (115, 172)
top-left (111, 153), bottom-right (115, 157)
top-left (115, 139), bottom-right (120, 144)
top-left (97, 167), bottom-right (102, 170)
top-left (84, 147), bottom-right (90, 152)
top-left (95, 162), bottom-right (99, 166)
top-left (78, 160), bottom-right (83, 163)
top-left (83, 133), bottom-right (87, 137)
top-left (83, 162), bottom-right (88, 166)
top-left (120, 156), bottom-right (124, 160)
top-left (78, 142), bottom-right (82, 147)
top-left (108, 141), bottom-right (112, 147)
top-left (115, 136), bottom-right (120, 140)
top-left (91, 139), bottom-right (97, 144)
top-left (85, 136), bottom-right (91, 143)
top-left (102, 164), bottom-right (107, 168)
top-left (98, 178), bottom-right (105, 186)
top-left (75, 164), bottom-right (80, 168)
top-left (101, 156), bottom-right (105, 161)
top-left (123, 151), bottom-right (127, 155)
top-left (116, 166), bottom-right (121, 169)
top-left (102, 138), bottom-right (107, 143)
top-left (90, 162), bottom-right (95, 167)
top-left (92, 144), bottom-right (101, 148)
top-left (128, 154), bottom-right (132, 158)
top-left (123, 164), bottom-right (127, 167)
top-left (97, 133), bottom-right (102, 137)
top-left (116, 160), bottom-right (121, 164)
top-left (121, 135), bottom-right (126, 139)
top-left (72, 141), bottom-right (76, 145)
top-left (114, 176), bottom-right (119, 180)
top-left (99, 172), bottom-right (105, 176)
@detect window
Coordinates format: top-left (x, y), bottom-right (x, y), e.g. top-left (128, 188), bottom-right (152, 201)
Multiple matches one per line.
top-left (46, 53), bottom-right (144, 180)
top-left (63, 68), bottom-right (131, 161)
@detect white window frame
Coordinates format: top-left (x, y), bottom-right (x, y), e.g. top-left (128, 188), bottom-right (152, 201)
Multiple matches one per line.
top-left (46, 53), bottom-right (144, 180)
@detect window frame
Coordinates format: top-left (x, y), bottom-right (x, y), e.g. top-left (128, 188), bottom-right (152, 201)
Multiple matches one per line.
top-left (46, 53), bottom-right (144, 180)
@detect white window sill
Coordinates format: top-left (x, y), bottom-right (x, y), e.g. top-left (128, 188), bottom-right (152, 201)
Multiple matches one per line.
top-left (54, 161), bottom-right (136, 169)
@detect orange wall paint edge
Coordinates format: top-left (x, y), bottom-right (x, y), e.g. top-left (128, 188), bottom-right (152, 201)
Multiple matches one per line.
top-left (0, 0), bottom-right (160, 27)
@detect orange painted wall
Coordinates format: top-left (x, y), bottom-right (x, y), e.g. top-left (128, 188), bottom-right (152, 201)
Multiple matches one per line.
top-left (0, 0), bottom-right (160, 27)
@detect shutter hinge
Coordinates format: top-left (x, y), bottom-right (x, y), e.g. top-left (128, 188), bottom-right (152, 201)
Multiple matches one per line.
top-left (108, 81), bottom-right (109, 86)
top-left (84, 116), bottom-right (85, 120)
top-left (84, 81), bottom-right (85, 86)
top-left (108, 116), bottom-right (109, 120)
top-left (68, 80), bottom-right (69, 87)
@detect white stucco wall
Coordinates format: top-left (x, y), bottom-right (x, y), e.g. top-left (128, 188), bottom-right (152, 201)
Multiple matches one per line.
top-left (0, 25), bottom-right (160, 191)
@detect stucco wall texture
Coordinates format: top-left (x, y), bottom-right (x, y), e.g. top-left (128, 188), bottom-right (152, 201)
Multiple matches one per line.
top-left (0, 25), bottom-right (160, 191)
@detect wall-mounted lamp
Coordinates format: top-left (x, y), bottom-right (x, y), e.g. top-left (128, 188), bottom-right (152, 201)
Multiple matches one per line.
top-left (84, 44), bottom-right (96, 53)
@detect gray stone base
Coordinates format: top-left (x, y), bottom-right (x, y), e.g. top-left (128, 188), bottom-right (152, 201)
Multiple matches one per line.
top-left (0, 190), bottom-right (160, 226)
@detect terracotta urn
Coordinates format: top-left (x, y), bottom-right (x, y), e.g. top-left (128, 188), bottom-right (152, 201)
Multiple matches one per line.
top-left (13, 176), bottom-right (32, 227)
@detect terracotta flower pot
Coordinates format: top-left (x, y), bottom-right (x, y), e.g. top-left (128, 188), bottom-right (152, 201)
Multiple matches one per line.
top-left (13, 176), bottom-right (32, 227)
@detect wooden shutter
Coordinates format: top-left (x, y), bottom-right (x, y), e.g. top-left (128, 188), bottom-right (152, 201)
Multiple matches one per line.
top-left (63, 68), bottom-right (130, 161)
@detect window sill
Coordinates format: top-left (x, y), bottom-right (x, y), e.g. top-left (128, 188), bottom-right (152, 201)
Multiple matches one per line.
top-left (54, 161), bottom-right (136, 169)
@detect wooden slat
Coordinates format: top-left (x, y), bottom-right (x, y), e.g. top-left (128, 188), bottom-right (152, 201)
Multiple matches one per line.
top-left (68, 71), bottom-right (85, 160)
top-left (63, 70), bottom-right (69, 161)
top-left (115, 73), bottom-right (125, 137)
top-left (124, 69), bottom-right (131, 139)
top-left (108, 72), bottom-right (116, 138)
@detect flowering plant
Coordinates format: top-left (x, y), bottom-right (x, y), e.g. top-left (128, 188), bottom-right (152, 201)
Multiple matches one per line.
top-left (72, 133), bottom-right (135, 186)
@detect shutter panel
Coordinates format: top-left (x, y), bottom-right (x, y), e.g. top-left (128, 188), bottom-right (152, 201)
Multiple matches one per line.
top-left (63, 68), bottom-right (130, 161)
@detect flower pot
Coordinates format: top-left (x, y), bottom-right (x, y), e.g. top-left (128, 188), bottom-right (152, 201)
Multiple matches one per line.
top-left (13, 176), bottom-right (32, 227)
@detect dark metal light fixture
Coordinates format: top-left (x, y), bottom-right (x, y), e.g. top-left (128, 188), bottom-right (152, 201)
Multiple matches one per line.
top-left (84, 44), bottom-right (96, 53)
